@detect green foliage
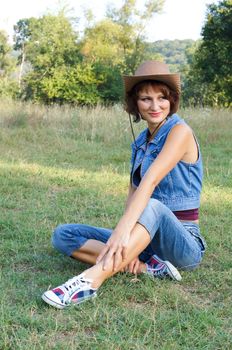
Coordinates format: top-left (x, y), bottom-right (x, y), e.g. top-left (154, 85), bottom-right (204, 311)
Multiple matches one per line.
top-left (183, 0), bottom-right (232, 106)
top-left (13, 18), bottom-right (31, 56)
top-left (0, 30), bottom-right (14, 74)
top-left (15, 13), bottom-right (89, 103)
top-left (23, 63), bottom-right (101, 104)
top-left (16, 0), bottom-right (165, 105)
top-left (0, 77), bottom-right (19, 98)
top-left (79, 0), bottom-right (165, 102)
top-left (81, 19), bottom-right (123, 64)
top-left (148, 39), bottom-right (195, 66)
top-left (0, 30), bottom-right (18, 97)
top-left (107, 0), bottom-right (164, 73)
top-left (25, 14), bottom-right (79, 69)
top-left (93, 63), bottom-right (124, 103)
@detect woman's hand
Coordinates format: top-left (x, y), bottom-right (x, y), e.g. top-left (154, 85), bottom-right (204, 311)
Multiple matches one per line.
top-left (124, 257), bottom-right (144, 274)
top-left (96, 228), bottom-right (131, 272)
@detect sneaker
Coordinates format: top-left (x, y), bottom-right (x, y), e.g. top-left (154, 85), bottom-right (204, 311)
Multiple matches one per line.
top-left (42, 273), bottom-right (97, 309)
top-left (145, 255), bottom-right (182, 281)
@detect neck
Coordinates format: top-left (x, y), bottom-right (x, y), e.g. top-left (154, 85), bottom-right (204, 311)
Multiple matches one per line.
top-left (148, 119), bottom-right (166, 141)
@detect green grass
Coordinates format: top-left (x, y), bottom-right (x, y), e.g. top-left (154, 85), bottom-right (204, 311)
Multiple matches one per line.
top-left (0, 100), bottom-right (231, 349)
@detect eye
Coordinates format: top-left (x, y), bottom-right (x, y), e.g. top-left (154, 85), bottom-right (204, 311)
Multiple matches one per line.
top-left (139, 97), bottom-right (151, 102)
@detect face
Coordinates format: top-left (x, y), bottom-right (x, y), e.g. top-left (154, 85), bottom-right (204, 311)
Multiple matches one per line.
top-left (137, 84), bottom-right (170, 132)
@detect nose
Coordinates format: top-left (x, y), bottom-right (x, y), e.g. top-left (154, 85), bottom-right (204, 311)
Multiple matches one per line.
top-left (150, 99), bottom-right (159, 110)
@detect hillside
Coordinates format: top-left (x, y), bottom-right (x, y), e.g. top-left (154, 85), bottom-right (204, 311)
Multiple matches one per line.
top-left (147, 39), bottom-right (197, 69)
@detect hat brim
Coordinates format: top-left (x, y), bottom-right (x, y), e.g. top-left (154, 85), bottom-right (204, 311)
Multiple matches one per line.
top-left (123, 74), bottom-right (181, 95)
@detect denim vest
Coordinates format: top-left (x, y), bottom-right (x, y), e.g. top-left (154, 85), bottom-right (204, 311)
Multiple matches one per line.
top-left (131, 114), bottom-right (203, 211)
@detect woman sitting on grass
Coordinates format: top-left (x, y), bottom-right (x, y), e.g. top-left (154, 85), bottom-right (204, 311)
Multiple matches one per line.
top-left (42, 60), bottom-right (206, 309)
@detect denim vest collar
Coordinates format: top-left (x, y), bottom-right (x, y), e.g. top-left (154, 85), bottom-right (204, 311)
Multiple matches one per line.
top-left (135, 114), bottom-right (180, 150)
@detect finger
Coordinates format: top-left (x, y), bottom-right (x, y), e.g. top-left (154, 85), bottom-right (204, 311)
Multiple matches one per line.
top-left (121, 246), bottom-right (128, 261)
top-left (123, 264), bottom-right (129, 272)
top-left (102, 248), bottom-right (116, 270)
top-left (133, 260), bottom-right (140, 274)
top-left (129, 261), bottom-right (135, 273)
top-left (113, 248), bottom-right (123, 271)
top-left (96, 245), bottom-right (110, 264)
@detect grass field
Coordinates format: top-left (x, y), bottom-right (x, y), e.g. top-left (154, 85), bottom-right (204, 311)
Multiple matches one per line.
top-left (0, 100), bottom-right (231, 349)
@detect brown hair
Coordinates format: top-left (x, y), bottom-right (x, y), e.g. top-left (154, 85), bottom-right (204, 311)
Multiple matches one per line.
top-left (124, 80), bottom-right (180, 123)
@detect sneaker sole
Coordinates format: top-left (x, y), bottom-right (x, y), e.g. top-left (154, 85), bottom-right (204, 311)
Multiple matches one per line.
top-left (165, 261), bottom-right (182, 281)
top-left (42, 292), bottom-right (66, 309)
top-left (42, 292), bottom-right (97, 309)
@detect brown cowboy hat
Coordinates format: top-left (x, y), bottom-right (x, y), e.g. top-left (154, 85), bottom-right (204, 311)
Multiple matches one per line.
top-left (123, 60), bottom-right (181, 95)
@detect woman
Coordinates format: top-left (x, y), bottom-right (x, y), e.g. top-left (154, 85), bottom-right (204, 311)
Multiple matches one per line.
top-left (42, 61), bottom-right (206, 309)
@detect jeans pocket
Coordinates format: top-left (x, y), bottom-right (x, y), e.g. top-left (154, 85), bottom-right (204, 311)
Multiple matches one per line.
top-left (183, 223), bottom-right (207, 253)
top-left (190, 228), bottom-right (207, 252)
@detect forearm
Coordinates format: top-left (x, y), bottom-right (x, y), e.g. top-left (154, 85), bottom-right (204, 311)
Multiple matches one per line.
top-left (125, 185), bottom-right (136, 210)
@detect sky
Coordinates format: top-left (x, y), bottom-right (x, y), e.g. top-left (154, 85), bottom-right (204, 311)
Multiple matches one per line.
top-left (0, 0), bottom-right (219, 42)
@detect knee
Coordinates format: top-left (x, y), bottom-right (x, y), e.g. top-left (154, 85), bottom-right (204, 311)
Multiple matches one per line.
top-left (138, 199), bottom-right (166, 239)
top-left (144, 199), bottom-right (165, 218)
top-left (52, 224), bottom-right (71, 255)
top-left (176, 251), bottom-right (203, 271)
top-left (147, 198), bottom-right (162, 209)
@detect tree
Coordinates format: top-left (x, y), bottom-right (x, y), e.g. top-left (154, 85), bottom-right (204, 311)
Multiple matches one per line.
top-left (14, 18), bottom-right (32, 86)
top-left (0, 30), bottom-right (18, 97)
top-left (79, 18), bottom-right (126, 103)
top-left (23, 63), bottom-right (101, 104)
top-left (12, 1), bottom-right (166, 105)
top-left (183, 0), bottom-right (232, 106)
top-left (79, 0), bottom-right (165, 103)
top-left (14, 12), bottom-right (88, 103)
top-left (80, 19), bottom-right (123, 64)
top-left (0, 30), bottom-right (14, 75)
top-left (107, 0), bottom-right (165, 73)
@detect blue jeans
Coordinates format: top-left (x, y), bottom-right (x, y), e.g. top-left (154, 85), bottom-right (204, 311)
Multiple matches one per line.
top-left (52, 199), bottom-right (206, 271)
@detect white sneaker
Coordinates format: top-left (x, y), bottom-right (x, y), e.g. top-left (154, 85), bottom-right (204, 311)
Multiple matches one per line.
top-left (42, 274), bottom-right (97, 309)
top-left (145, 255), bottom-right (182, 281)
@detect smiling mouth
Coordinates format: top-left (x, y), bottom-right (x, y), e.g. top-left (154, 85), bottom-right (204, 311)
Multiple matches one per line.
top-left (149, 112), bottom-right (162, 117)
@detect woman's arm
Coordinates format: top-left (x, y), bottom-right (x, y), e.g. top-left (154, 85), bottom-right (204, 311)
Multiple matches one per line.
top-left (97, 124), bottom-right (193, 270)
top-left (125, 184), bottom-right (136, 210)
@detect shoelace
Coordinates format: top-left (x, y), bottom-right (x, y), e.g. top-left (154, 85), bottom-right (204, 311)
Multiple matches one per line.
top-left (64, 277), bottom-right (82, 293)
top-left (62, 275), bottom-right (90, 303)
top-left (147, 263), bottom-right (168, 277)
top-left (152, 267), bottom-right (168, 277)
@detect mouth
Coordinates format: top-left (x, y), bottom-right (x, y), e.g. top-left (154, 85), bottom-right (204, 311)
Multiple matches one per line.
top-left (149, 112), bottom-right (162, 117)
